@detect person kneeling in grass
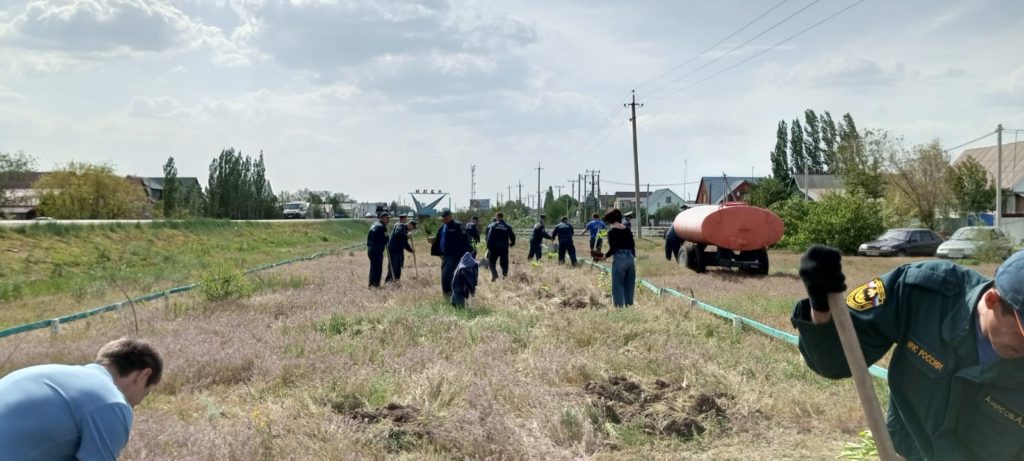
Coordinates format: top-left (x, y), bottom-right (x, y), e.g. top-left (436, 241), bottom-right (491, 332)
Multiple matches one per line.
top-left (0, 337), bottom-right (163, 460)
top-left (603, 208), bottom-right (636, 307)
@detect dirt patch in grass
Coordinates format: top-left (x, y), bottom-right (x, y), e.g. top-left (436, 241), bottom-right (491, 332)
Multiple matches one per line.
top-left (343, 402), bottom-right (434, 452)
top-left (348, 402), bottom-right (421, 424)
top-left (584, 375), bottom-right (730, 440)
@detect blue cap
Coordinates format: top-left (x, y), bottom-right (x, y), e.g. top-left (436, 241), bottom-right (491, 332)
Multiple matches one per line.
top-left (995, 250), bottom-right (1024, 334)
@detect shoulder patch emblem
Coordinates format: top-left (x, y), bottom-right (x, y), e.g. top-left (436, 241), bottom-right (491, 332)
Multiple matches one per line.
top-left (846, 278), bottom-right (887, 311)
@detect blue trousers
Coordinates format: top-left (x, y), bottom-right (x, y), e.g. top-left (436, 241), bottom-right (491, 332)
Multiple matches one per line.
top-left (441, 256), bottom-right (462, 305)
top-left (368, 250), bottom-right (385, 287)
top-left (611, 251), bottom-right (636, 307)
top-left (528, 240), bottom-right (543, 260)
top-left (558, 241), bottom-right (577, 266)
top-left (385, 250), bottom-right (404, 282)
top-left (488, 248), bottom-right (508, 280)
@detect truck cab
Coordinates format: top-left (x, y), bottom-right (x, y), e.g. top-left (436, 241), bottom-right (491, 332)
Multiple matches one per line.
top-left (283, 201), bottom-right (310, 219)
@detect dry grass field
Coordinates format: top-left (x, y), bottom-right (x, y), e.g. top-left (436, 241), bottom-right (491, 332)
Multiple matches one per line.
top-left (0, 233), bottom-right (1003, 460)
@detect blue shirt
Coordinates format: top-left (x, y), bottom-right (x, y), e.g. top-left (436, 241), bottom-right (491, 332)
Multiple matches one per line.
top-left (584, 219), bottom-right (606, 237)
top-left (0, 363), bottom-right (133, 461)
top-left (440, 223), bottom-right (447, 249)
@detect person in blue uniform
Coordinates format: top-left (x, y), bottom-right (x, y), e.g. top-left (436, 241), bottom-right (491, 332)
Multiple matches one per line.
top-left (366, 212), bottom-right (390, 288)
top-left (582, 213), bottom-right (607, 250)
top-left (664, 204), bottom-right (688, 262)
top-left (623, 211), bottom-right (633, 230)
top-left (551, 216), bottom-right (578, 266)
top-left (385, 217), bottom-right (416, 284)
top-left (795, 246), bottom-right (1024, 460)
top-left (0, 338), bottom-right (163, 461)
top-left (528, 214), bottom-right (552, 261)
top-left (430, 209), bottom-right (473, 306)
top-left (466, 216), bottom-right (481, 245)
top-left (485, 212), bottom-right (516, 281)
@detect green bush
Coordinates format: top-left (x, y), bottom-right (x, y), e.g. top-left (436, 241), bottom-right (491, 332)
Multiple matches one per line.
top-left (771, 193), bottom-right (884, 254)
top-left (770, 196), bottom-right (810, 250)
top-left (800, 192), bottom-right (885, 254)
top-left (199, 265), bottom-right (254, 301)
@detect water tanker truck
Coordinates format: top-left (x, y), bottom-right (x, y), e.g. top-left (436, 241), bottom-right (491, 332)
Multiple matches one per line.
top-left (671, 202), bottom-right (784, 275)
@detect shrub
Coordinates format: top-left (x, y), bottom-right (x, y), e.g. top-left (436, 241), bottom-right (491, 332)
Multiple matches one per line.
top-left (199, 265), bottom-right (254, 301)
top-left (770, 196), bottom-right (810, 250)
top-left (799, 192), bottom-right (885, 254)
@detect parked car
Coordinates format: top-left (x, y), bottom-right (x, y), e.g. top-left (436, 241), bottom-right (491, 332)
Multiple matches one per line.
top-left (936, 226), bottom-right (1013, 259)
top-left (857, 228), bottom-right (943, 257)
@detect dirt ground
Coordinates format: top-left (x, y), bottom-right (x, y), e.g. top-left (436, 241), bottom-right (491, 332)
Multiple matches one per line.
top-left (0, 235), bottom-right (999, 460)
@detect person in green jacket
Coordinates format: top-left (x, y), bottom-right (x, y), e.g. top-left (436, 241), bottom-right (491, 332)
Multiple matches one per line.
top-left (794, 245), bottom-right (1024, 461)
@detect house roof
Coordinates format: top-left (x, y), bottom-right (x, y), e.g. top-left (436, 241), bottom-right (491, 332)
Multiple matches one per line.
top-left (793, 174), bottom-right (845, 190)
top-left (139, 177), bottom-right (202, 190)
top-left (3, 172), bottom-right (47, 189)
top-left (613, 191), bottom-right (652, 199)
top-left (954, 140), bottom-right (1024, 192)
top-left (699, 176), bottom-right (762, 203)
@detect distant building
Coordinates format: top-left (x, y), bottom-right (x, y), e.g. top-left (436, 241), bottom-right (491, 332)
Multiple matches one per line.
top-left (954, 140), bottom-right (1024, 214)
top-left (0, 171), bottom-right (47, 219)
top-left (694, 176), bottom-right (764, 204)
top-left (644, 188), bottom-right (684, 215)
top-left (793, 174), bottom-right (845, 201)
top-left (611, 191), bottom-right (651, 211)
top-left (132, 177), bottom-right (202, 202)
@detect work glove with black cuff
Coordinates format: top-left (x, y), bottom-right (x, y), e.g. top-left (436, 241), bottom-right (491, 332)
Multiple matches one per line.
top-left (799, 245), bottom-right (847, 312)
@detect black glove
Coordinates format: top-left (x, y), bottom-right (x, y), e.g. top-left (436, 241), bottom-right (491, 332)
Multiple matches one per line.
top-left (799, 245), bottom-right (846, 312)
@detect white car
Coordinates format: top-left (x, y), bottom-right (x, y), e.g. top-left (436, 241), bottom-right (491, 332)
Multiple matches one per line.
top-left (936, 226), bottom-right (1013, 259)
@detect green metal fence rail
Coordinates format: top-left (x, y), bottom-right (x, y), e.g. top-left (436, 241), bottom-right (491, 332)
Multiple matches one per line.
top-left (580, 259), bottom-right (890, 381)
top-left (0, 243), bottom-right (366, 339)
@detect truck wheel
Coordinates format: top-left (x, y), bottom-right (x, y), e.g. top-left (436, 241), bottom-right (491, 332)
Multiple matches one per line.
top-left (754, 249), bottom-right (769, 275)
top-left (687, 246), bottom-right (707, 273)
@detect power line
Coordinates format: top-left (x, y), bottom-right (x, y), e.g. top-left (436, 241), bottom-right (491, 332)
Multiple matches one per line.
top-left (643, 0), bottom-right (822, 101)
top-left (942, 130), bottom-right (996, 154)
top-left (601, 179), bottom-right (700, 187)
top-left (634, 0), bottom-right (790, 91)
top-left (646, 0), bottom-right (866, 103)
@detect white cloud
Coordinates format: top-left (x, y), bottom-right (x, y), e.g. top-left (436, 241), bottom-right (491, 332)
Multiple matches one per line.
top-left (1, 0), bottom-right (254, 65)
top-left (126, 95), bottom-right (182, 118)
top-left (759, 55), bottom-right (906, 88)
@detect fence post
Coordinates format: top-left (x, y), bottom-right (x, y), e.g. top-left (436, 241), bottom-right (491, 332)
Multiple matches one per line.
top-left (49, 319), bottom-right (61, 336)
top-left (732, 316), bottom-right (743, 334)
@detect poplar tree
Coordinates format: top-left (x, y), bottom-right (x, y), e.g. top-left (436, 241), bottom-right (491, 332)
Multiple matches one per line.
top-left (770, 120), bottom-right (790, 182)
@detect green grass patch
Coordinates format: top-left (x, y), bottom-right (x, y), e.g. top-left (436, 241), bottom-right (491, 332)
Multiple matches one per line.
top-left (0, 219), bottom-right (367, 327)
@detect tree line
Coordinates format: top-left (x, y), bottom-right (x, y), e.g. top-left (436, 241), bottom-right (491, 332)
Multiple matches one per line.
top-left (0, 148), bottom-right (353, 221)
top-left (750, 110), bottom-right (997, 252)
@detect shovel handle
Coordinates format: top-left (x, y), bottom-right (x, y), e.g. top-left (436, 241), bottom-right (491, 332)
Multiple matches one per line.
top-left (827, 292), bottom-right (903, 461)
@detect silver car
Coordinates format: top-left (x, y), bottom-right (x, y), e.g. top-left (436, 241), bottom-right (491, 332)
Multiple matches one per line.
top-left (936, 226), bottom-right (1013, 259)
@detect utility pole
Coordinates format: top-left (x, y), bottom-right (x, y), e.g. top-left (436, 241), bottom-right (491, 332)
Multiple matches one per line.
top-left (470, 165), bottom-right (476, 209)
top-left (626, 90), bottom-right (644, 237)
top-left (508, 185), bottom-right (513, 206)
top-left (568, 179), bottom-right (577, 221)
top-left (555, 185), bottom-right (564, 216)
top-left (536, 162), bottom-right (543, 218)
top-left (997, 124), bottom-right (1004, 228)
top-left (517, 181), bottom-right (523, 205)
top-left (578, 174), bottom-right (583, 213)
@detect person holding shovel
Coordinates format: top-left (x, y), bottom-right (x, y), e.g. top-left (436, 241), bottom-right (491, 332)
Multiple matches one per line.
top-left (796, 245), bottom-right (1024, 460)
top-left (385, 217), bottom-right (415, 285)
top-left (527, 214), bottom-right (552, 261)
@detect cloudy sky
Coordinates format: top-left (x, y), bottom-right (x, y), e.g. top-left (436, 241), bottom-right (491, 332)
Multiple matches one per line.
top-left (1, 0), bottom-right (1022, 206)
